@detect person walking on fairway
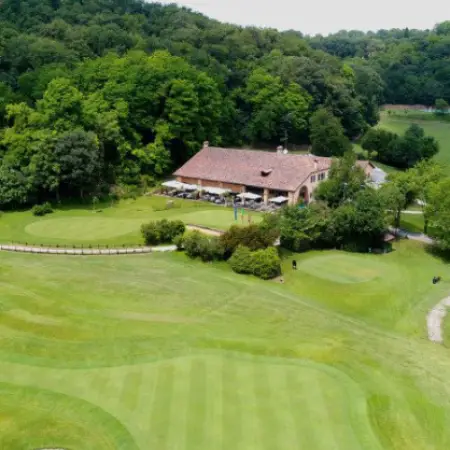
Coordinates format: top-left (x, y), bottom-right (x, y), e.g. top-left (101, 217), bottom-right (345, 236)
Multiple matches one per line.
top-left (292, 260), bottom-right (297, 270)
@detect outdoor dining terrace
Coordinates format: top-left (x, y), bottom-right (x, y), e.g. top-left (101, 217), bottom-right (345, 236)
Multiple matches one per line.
top-left (160, 180), bottom-right (289, 211)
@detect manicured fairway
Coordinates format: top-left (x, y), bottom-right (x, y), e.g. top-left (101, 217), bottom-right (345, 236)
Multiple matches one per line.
top-left (0, 196), bottom-right (260, 246)
top-left (1, 242), bottom-right (450, 449)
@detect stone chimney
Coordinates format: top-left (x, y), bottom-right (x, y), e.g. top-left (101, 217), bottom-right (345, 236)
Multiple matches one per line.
top-left (203, 141), bottom-right (209, 148)
top-left (313, 158), bottom-right (318, 171)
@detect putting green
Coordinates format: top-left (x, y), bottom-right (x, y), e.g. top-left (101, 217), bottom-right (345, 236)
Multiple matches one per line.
top-left (25, 217), bottom-right (143, 241)
top-left (0, 383), bottom-right (138, 450)
top-left (180, 209), bottom-right (260, 228)
top-left (297, 253), bottom-right (386, 284)
top-left (0, 354), bottom-right (381, 450)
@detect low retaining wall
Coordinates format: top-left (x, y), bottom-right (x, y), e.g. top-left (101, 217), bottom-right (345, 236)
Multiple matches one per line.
top-left (0, 244), bottom-right (176, 255)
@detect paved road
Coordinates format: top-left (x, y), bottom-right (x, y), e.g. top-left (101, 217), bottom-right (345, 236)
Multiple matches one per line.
top-left (401, 210), bottom-right (424, 215)
top-left (389, 227), bottom-right (434, 244)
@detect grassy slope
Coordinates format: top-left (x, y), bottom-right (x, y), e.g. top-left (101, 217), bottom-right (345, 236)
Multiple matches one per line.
top-left (1, 242), bottom-right (450, 449)
top-left (0, 196), bottom-right (260, 246)
top-left (377, 112), bottom-right (450, 172)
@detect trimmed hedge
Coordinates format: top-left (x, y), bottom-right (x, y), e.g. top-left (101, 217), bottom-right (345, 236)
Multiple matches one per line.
top-left (220, 224), bottom-right (277, 258)
top-left (32, 202), bottom-right (53, 216)
top-left (182, 231), bottom-right (224, 262)
top-left (229, 245), bottom-right (281, 280)
top-left (141, 219), bottom-right (185, 245)
top-left (228, 245), bottom-right (253, 274)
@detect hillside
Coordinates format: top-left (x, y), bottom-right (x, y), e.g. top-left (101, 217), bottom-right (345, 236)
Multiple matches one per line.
top-left (308, 24), bottom-right (450, 105)
top-left (0, 0), bottom-right (383, 207)
top-left (0, 0), bottom-right (448, 208)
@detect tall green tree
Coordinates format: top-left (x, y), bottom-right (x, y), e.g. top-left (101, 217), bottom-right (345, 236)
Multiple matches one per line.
top-left (409, 160), bottom-right (444, 233)
top-left (435, 98), bottom-right (449, 114)
top-left (314, 151), bottom-right (366, 208)
top-left (309, 108), bottom-right (351, 157)
top-left (54, 130), bottom-right (101, 198)
top-left (426, 179), bottom-right (450, 248)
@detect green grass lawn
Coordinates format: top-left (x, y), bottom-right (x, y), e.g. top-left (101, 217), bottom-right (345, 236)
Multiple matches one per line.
top-left (0, 196), bottom-right (260, 246)
top-left (400, 214), bottom-right (425, 234)
top-left (1, 241), bottom-right (450, 449)
top-left (354, 112), bottom-right (450, 175)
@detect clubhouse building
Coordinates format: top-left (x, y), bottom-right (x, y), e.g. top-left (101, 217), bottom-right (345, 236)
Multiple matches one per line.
top-left (174, 142), bottom-right (333, 205)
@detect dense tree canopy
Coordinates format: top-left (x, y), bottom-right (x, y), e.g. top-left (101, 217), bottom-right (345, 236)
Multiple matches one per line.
top-left (0, 0), bottom-right (448, 207)
top-left (0, 0), bottom-right (384, 206)
top-left (308, 24), bottom-right (450, 105)
top-left (309, 108), bottom-right (352, 157)
top-left (361, 125), bottom-right (439, 168)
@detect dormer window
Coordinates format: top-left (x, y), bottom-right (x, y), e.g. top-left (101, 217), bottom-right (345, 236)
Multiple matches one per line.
top-left (261, 169), bottom-right (272, 177)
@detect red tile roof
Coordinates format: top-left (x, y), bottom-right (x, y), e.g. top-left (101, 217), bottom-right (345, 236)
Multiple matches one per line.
top-left (356, 160), bottom-right (376, 171)
top-left (174, 147), bottom-right (331, 192)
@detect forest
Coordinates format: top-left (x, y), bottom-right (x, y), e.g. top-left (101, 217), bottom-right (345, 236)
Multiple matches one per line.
top-left (0, 0), bottom-right (447, 206)
top-left (308, 23), bottom-right (450, 105)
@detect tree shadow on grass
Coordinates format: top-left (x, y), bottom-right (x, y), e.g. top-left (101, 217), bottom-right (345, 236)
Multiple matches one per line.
top-left (425, 243), bottom-right (450, 264)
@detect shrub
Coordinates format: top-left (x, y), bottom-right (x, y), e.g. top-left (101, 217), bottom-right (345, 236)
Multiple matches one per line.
top-left (220, 224), bottom-right (275, 258)
top-left (164, 220), bottom-right (185, 242)
top-left (141, 222), bottom-right (161, 245)
top-left (183, 231), bottom-right (224, 261)
top-left (259, 212), bottom-right (281, 235)
top-left (251, 247), bottom-right (281, 280)
top-left (141, 219), bottom-right (185, 245)
top-left (229, 245), bottom-right (281, 280)
top-left (183, 231), bottom-right (203, 258)
top-left (228, 245), bottom-right (253, 274)
top-left (32, 202), bottom-right (53, 216)
top-left (173, 234), bottom-right (184, 251)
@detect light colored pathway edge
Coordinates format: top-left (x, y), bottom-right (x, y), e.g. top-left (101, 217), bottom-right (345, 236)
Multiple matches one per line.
top-left (0, 244), bottom-right (177, 255)
top-left (427, 297), bottom-right (450, 343)
top-left (0, 225), bottom-right (223, 256)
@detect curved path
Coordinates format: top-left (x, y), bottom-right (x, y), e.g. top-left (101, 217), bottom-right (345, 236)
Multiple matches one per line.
top-left (427, 297), bottom-right (450, 343)
top-left (0, 225), bottom-right (222, 256)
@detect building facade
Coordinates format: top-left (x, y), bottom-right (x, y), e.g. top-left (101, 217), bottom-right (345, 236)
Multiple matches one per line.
top-left (174, 143), bottom-right (332, 205)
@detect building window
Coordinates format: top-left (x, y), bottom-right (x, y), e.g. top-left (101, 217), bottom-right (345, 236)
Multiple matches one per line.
top-left (318, 172), bottom-right (325, 181)
top-left (311, 175), bottom-right (316, 183)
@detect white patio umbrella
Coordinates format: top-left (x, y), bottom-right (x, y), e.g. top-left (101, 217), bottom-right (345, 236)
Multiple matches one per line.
top-left (181, 183), bottom-right (198, 191)
top-left (162, 180), bottom-right (183, 189)
top-left (269, 196), bottom-right (288, 204)
top-left (237, 192), bottom-right (261, 200)
top-left (204, 187), bottom-right (231, 196)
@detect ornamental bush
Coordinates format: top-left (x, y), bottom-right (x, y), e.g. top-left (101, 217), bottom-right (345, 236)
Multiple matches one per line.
top-left (229, 245), bottom-right (281, 280)
top-left (158, 219), bottom-right (185, 243)
top-left (183, 231), bottom-right (224, 262)
top-left (228, 245), bottom-right (253, 274)
top-left (141, 219), bottom-right (185, 245)
top-left (32, 202), bottom-right (53, 216)
top-left (141, 222), bottom-right (160, 245)
top-left (251, 247), bottom-right (281, 280)
top-left (220, 224), bottom-right (276, 259)
top-left (173, 234), bottom-right (184, 251)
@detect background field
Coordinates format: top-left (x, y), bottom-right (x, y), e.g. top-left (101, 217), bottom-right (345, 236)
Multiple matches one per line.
top-left (0, 196), bottom-right (260, 246)
top-left (1, 241), bottom-right (450, 449)
top-left (377, 111), bottom-right (450, 172)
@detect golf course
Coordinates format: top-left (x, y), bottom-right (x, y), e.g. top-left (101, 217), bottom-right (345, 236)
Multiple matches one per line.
top-left (0, 196), bottom-right (259, 246)
top-left (1, 237), bottom-right (450, 449)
